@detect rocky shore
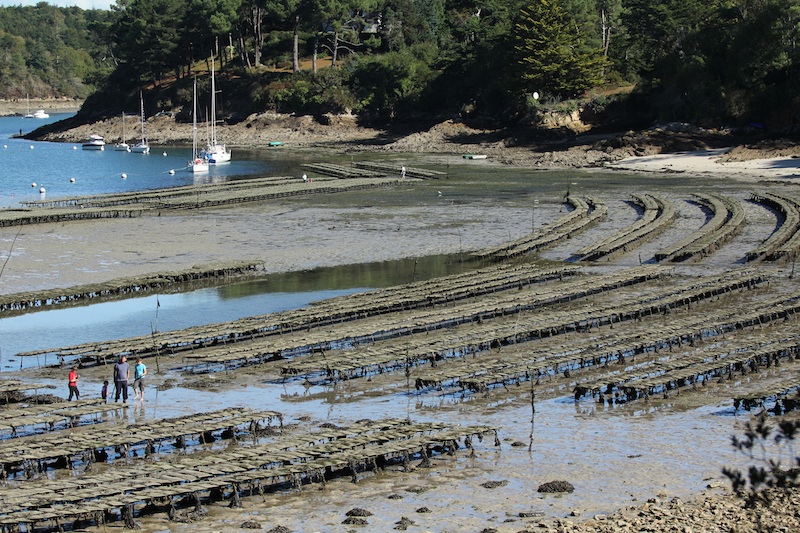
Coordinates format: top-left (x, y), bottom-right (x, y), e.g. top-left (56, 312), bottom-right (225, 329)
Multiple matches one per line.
top-left (551, 487), bottom-right (800, 533)
top-left (28, 108), bottom-right (800, 173)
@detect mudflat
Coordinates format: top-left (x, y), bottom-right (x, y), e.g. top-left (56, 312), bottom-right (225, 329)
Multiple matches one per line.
top-left (2, 132), bottom-right (800, 532)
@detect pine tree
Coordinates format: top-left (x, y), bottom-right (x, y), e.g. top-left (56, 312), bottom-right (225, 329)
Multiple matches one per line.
top-left (513, 0), bottom-right (606, 99)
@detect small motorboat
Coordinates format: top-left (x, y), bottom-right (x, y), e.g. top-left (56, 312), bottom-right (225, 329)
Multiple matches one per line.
top-left (82, 134), bottom-right (106, 150)
top-left (32, 109), bottom-right (50, 119)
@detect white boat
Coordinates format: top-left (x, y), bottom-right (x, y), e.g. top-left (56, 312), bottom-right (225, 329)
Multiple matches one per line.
top-left (22, 94), bottom-right (34, 118)
top-left (188, 78), bottom-right (208, 173)
top-left (203, 55), bottom-right (231, 164)
top-left (82, 134), bottom-right (105, 150)
top-left (32, 109), bottom-right (49, 119)
top-left (130, 92), bottom-right (150, 154)
top-left (114, 112), bottom-right (130, 151)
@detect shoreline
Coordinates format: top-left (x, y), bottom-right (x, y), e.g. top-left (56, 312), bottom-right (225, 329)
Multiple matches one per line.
top-left (3, 118), bottom-right (800, 532)
top-left (30, 110), bottom-right (800, 180)
top-left (0, 97), bottom-right (82, 117)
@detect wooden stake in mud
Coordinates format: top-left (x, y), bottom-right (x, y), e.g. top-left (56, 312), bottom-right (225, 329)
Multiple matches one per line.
top-left (151, 294), bottom-right (161, 373)
top-left (528, 367), bottom-right (536, 452)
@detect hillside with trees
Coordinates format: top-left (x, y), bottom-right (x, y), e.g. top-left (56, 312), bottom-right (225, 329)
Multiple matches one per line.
top-left (5, 0), bottom-right (799, 132)
top-left (0, 4), bottom-right (113, 100)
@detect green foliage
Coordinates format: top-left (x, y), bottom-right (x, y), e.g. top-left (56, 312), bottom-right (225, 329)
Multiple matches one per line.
top-left (0, 0), bottom-right (794, 130)
top-left (513, 0), bottom-right (608, 100)
top-left (723, 413), bottom-right (800, 508)
top-left (266, 69), bottom-right (356, 114)
top-left (346, 44), bottom-right (437, 121)
top-left (621, 0), bottom-right (800, 127)
top-left (0, 4), bottom-right (113, 99)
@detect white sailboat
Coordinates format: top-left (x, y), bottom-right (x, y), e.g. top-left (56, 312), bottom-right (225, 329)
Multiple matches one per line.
top-left (22, 94), bottom-right (34, 118)
top-left (203, 55), bottom-right (231, 164)
top-left (114, 112), bottom-right (131, 151)
top-left (131, 92), bottom-right (150, 154)
top-left (23, 95), bottom-right (49, 118)
top-left (188, 78), bottom-right (209, 173)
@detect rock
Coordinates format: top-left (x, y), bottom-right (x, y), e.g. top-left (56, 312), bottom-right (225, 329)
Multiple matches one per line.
top-left (345, 508), bottom-right (373, 517)
top-left (481, 480), bottom-right (509, 489)
top-left (266, 527), bottom-right (292, 533)
top-left (537, 480), bottom-right (575, 493)
top-left (240, 521), bottom-right (261, 529)
top-left (342, 516), bottom-right (369, 525)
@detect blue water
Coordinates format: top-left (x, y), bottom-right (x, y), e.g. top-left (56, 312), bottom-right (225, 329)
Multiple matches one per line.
top-left (0, 287), bottom-right (364, 368)
top-left (0, 114), bottom-right (369, 366)
top-left (0, 114), bottom-right (485, 367)
top-left (1, 113), bottom-right (291, 207)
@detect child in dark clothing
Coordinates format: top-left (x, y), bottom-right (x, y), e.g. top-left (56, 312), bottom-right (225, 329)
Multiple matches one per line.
top-left (101, 380), bottom-right (109, 402)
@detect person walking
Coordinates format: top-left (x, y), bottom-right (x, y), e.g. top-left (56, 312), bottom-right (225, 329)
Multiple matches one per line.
top-left (113, 355), bottom-right (130, 403)
top-left (133, 358), bottom-right (147, 402)
top-left (67, 366), bottom-right (80, 400)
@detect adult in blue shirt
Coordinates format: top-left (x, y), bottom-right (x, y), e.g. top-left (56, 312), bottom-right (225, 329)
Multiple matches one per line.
top-left (133, 357), bottom-right (147, 402)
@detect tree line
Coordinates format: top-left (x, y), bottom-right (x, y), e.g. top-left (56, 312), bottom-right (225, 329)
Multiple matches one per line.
top-left (3, 0), bottom-right (798, 130)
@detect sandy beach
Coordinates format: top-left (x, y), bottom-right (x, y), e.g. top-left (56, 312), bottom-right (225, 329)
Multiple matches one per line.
top-left (2, 121), bottom-right (800, 532)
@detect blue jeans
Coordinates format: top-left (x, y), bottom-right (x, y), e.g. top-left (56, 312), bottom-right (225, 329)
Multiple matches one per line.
top-left (115, 380), bottom-right (128, 402)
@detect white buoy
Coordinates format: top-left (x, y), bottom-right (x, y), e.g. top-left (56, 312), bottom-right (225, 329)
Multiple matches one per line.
top-left (31, 182), bottom-right (36, 187)
top-left (29, 145), bottom-right (34, 149)
top-left (73, 146), bottom-right (77, 150)
top-left (39, 187), bottom-right (45, 193)
top-left (3, 145), bottom-right (7, 149)
top-left (121, 173), bottom-right (127, 179)
top-left (162, 152), bottom-right (167, 156)
top-left (70, 178), bottom-right (75, 183)
top-left (169, 169), bottom-right (175, 175)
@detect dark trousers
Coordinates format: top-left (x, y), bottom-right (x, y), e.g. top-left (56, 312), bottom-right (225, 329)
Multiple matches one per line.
top-left (68, 384), bottom-right (79, 400)
top-left (115, 380), bottom-right (128, 402)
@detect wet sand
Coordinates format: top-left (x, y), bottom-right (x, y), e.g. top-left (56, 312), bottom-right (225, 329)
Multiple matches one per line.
top-left (2, 152), bottom-right (800, 532)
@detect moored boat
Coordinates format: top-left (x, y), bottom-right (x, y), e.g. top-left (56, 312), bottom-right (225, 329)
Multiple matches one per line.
top-left (114, 112), bottom-right (130, 151)
top-left (82, 134), bottom-right (106, 150)
top-left (188, 78), bottom-right (208, 173)
top-left (203, 55), bottom-right (231, 164)
top-left (130, 92), bottom-right (150, 154)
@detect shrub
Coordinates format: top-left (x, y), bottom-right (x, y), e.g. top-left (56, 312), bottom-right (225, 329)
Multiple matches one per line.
top-left (723, 412), bottom-right (800, 508)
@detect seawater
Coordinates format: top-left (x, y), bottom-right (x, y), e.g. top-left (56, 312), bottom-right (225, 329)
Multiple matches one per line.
top-left (0, 115), bottom-right (490, 368)
top-left (0, 113), bottom-right (298, 207)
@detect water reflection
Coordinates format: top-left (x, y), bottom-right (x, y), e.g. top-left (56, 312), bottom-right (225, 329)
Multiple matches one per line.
top-left (0, 252), bottom-right (487, 368)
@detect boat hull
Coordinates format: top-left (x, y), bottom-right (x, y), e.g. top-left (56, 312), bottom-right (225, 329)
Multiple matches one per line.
top-left (189, 158), bottom-right (209, 172)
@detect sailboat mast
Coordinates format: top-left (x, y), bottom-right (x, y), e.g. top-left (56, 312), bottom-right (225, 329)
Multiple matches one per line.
top-left (211, 55), bottom-right (216, 145)
top-left (193, 78), bottom-right (198, 157)
top-left (140, 92), bottom-right (147, 143)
